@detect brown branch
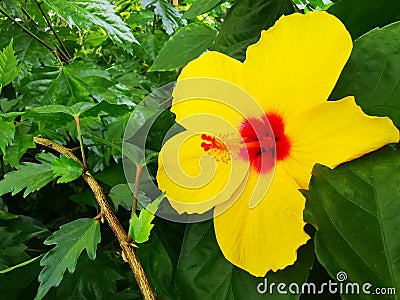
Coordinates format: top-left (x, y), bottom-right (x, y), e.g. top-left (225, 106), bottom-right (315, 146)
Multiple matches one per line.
top-left (132, 165), bottom-right (143, 213)
top-left (0, 7), bottom-right (68, 64)
top-left (33, 137), bottom-right (157, 300)
top-left (35, 0), bottom-right (71, 61)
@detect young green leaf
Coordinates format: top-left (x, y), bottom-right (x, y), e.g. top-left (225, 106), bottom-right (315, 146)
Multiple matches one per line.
top-left (51, 155), bottom-right (82, 184)
top-left (304, 147), bottom-right (400, 299)
top-left (41, 0), bottom-right (138, 53)
top-left (150, 23), bottom-right (217, 71)
top-left (0, 153), bottom-right (56, 198)
top-left (0, 40), bottom-right (21, 89)
top-left (129, 194), bottom-right (164, 244)
top-left (35, 218), bottom-right (101, 300)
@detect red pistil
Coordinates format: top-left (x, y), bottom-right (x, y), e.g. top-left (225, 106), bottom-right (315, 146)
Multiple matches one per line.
top-left (201, 134), bottom-right (227, 152)
top-left (239, 112), bottom-right (291, 173)
top-left (200, 134), bottom-right (230, 163)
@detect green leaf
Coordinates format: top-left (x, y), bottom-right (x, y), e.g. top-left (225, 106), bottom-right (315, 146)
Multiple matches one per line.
top-left (142, 0), bottom-right (181, 35)
top-left (136, 228), bottom-right (180, 299)
top-left (0, 255), bottom-right (42, 274)
top-left (109, 183), bottom-right (151, 211)
top-left (330, 22), bottom-right (400, 127)
top-left (0, 152), bottom-right (56, 198)
top-left (69, 188), bottom-right (98, 208)
top-left (0, 227), bottom-right (29, 270)
top-left (19, 61), bottom-right (120, 107)
top-left (0, 210), bottom-right (17, 220)
top-left (303, 147), bottom-right (400, 299)
top-left (41, 0), bottom-right (139, 53)
top-left (213, 0), bottom-right (294, 61)
top-left (3, 133), bottom-right (36, 168)
top-left (30, 102), bottom-right (92, 117)
top-left (182, 0), bottom-right (223, 19)
top-left (0, 253), bottom-right (42, 299)
top-left (0, 25), bottom-right (55, 80)
top-left (35, 218), bottom-right (101, 300)
top-left (84, 132), bottom-right (147, 166)
top-left (0, 120), bottom-right (15, 154)
top-left (328, 0), bottom-right (400, 39)
top-left (51, 155), bottom-right (82, 184)
top-left (150, 23), bottom-right (217, 71)
top-left (0, 215), bottom-right (50, 242)
top-left (0, 39), bottom-right (20, 88)
top-left (175, 220), bottom-right (314, 300)
top-left (56, 251), bottom-right (123, 300)
top-left (129, 194), bottom-right (163, 243)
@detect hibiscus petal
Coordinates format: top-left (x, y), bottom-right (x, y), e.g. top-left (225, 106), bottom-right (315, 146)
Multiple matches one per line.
top-left (172, 52), bottom-right (266, 131)
top-left (284, 96), bottom-right (400, 189)
top-left (243, 12), bottom-right (352, 118)
top-left (157, 130), bottom-right (249, 214)
top-left (214, 166), bottom-right (309, 276)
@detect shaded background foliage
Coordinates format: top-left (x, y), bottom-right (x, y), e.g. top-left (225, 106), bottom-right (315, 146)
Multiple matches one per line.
top-left (0, 0), bottom-right (399, 299)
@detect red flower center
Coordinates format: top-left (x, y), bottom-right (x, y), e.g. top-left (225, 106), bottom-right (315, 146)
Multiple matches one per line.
top-left (239, 113), bottom-right (291, 173)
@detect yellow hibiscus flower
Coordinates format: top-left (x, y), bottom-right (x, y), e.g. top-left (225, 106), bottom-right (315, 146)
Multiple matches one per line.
top-left (156, 11), bottom-right (399, 276)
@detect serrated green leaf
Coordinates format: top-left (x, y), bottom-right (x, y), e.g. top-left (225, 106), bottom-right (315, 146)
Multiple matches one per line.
top-left (182, 0), bottom-right (223, 19)
top-left (150, 23), bottom-right (217, 71)
top-left (35, 218), bottom-right (101, 300)
top-left (175, 220), bottom-right (313, 300)
top-left (41, 0), bottom-right (138, 53)
top-left (0, 39), bottom-right (20, 87)
top-left (109, 183), bottom-right (151, 211)
top-left (303, 147), bottom-right (400, 300)
top-left (56, 251), bottom-right (123, 300)
top-left (331, 22), bottom-right (400, 127)
top-left (328, 0), bottom-right (400, 39)
top-left (51, 155), bottom-right (82, 184)
top-left (0, 120), bottom-right (15, 155)
top-left (0, 153), bottom-right (56, 198)
top-left (213, 0), bottom-right (294, 61)
top-left (129, 194), bottom-right (163, 243)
